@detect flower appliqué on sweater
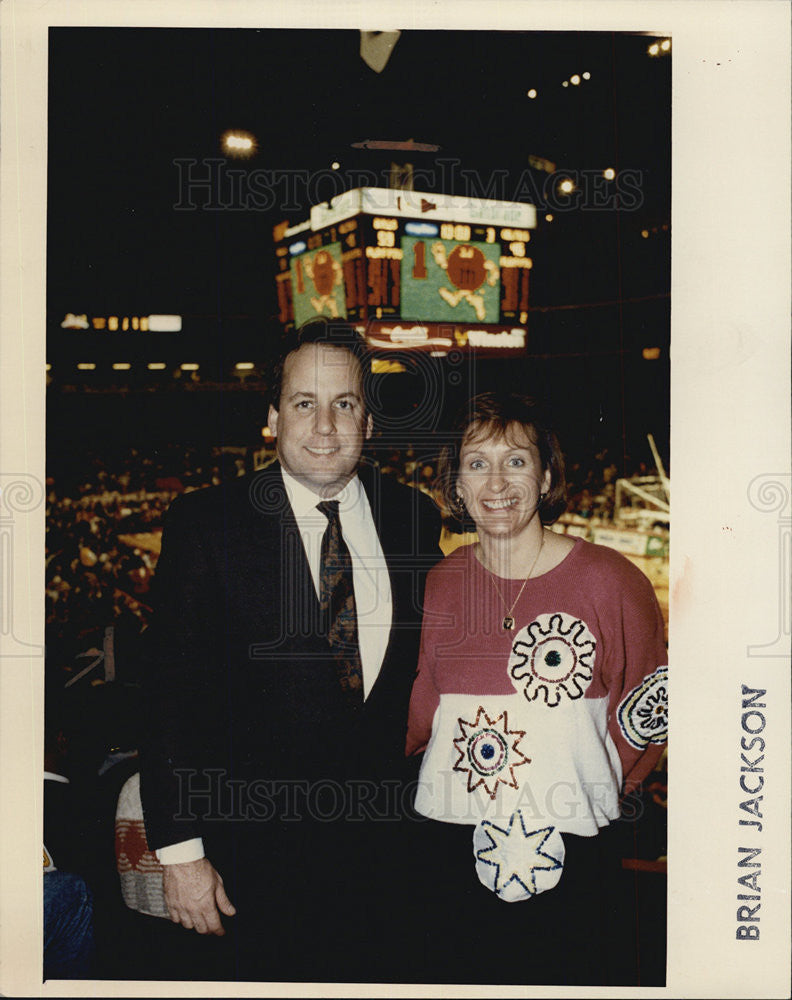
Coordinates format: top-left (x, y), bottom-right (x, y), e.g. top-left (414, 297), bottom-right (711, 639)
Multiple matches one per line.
top-left (617, 665), bottom-right (668, 748)
top-left (508, 612), bottom-right (596, 707)
top-left (452, 706), bottom-right (531, 800)
top-left (474, 814), bottom-right (565, 901)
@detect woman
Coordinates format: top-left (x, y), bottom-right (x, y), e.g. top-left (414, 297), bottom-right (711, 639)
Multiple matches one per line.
top-left (406, 391), bottom-right (667, 985)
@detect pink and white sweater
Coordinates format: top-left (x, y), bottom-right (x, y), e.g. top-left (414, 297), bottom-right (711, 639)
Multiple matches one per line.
top-left (406, 538), bottom-right (668, 837)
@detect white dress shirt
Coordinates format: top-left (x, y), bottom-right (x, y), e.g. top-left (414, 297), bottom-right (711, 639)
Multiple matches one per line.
top-left (156, 468), bottom-right (393, 865)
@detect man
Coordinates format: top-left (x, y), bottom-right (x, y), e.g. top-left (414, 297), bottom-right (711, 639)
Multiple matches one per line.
top-left (139, 320), bottom-right (441, 981)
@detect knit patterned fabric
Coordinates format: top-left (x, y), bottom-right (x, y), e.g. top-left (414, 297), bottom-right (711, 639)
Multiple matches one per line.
top-left (115, 773), bottom-right (168, 919)
top-left (407, 539), bottom-right (668, 834)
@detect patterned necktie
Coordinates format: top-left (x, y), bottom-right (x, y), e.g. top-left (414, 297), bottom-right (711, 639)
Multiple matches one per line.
top-left (317, 500), bottom-right (363, 701)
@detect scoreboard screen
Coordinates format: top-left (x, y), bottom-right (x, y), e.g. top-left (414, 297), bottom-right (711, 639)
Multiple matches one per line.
top-left (274, 188), bottom-right (536, 355)
top-left (401, 235), bottom-right (501, 324)
top-left (290, 241), bottom-right (347, 327)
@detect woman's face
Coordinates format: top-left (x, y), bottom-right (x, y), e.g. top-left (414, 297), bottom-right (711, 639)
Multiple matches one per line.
top-left (456, 421), bottom-right (551, 542)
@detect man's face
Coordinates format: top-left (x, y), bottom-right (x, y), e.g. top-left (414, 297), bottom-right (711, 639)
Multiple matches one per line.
top-left (268, 343), bottom-right (373, 496)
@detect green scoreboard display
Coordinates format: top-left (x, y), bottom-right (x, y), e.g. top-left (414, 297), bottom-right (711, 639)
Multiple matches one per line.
top-left (274, 188), bottom-right (536, 356)
top-left (400, 235), bottom-right (501, 324)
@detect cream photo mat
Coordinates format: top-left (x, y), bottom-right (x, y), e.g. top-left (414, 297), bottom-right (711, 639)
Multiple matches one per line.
top-left (0, 1), bottom-right (790, 997)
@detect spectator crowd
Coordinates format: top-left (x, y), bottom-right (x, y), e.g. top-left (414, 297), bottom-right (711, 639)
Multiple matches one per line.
top-left (42, 437), bottom-right (668, 980)
top-left (46, 440), bottom-right (661, 683)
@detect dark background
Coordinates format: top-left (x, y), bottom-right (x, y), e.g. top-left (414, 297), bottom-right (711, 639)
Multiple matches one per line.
top-left (44, 30), bottom-right (670, 981)
top-left (47, 27), bottom-right (670, 470)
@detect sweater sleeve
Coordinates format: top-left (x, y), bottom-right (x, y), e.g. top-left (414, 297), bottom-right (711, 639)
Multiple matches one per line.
top-left (405, 568), bottom-right (443, 757)
top-left (604, 559), bottom-right (668, 794)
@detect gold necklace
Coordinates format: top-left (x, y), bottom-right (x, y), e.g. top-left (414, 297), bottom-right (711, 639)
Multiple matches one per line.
top-left (488, 534), bottom-right (545, 631)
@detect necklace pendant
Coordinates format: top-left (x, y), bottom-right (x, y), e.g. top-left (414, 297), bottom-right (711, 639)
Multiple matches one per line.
top-left (503, 616), bottom-right (515, 630)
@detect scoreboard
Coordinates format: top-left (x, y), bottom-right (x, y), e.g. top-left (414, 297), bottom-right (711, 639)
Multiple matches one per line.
top-left (274, 188), bottom-right (537, 357)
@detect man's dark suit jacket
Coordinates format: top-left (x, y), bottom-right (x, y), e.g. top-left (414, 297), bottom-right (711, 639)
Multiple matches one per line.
top-left (139, 460), bottom-right (441, 979)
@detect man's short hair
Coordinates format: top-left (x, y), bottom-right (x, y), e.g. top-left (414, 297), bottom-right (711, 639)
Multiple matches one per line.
top-left (269, 319), bottom-right (372, 413)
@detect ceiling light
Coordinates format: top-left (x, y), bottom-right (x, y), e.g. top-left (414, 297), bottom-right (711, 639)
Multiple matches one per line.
top-left (222, 132), bottom-right (256, 156)
top-left (148, 314), bottom-right (182, 332)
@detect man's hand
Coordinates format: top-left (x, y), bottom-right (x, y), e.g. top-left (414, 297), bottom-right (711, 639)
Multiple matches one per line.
top-left (162, 857), bottom-right (236, 935)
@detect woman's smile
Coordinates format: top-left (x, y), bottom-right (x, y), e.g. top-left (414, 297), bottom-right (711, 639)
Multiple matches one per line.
top-left (457, 423), bottom-right (550, 541)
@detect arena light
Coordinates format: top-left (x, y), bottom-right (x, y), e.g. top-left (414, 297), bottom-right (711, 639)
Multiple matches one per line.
top-left (112, 362), bottom-right (131, 370)
top-left (180, 363), bottom-right (199, 371)
top-left (558, 178), bottom-right (575, 195)
top-left (641, 229), bottom-right (650, 238)
top-left (60, 312), bottom-right (89, 329)
top-left (661, 39), bottom-right (671, 52)
top-left (648, 42), bottom-right (660, 56)
top-left (148, 314), bottom-right (182, 332)
top-left (331, 161), bottom-right (341, 170)
top-left (570, 74), bottom-right (581, 86)
top-left (46, 363), bottom-right (51, 371)
top-left (562, 80), bottom-right (569, 88)
top-left (545, 213), bottom-right (554, 222)
top-left (527, 88), bottom-right (537, 99)
top-left (147, 363), bottom-right (167, 370)
top-left (643, 347), bottom-right (661, 360)
top-left (235, 362), bottom-right (255, 370)
top-left (77, 363), bottom-right (96, 371)
top-left (222, 131), bottom-right (256, 156)
top-left (603, 168), bottom-right (616, 181)
top-left (583, 71), bottom-right (591, 80)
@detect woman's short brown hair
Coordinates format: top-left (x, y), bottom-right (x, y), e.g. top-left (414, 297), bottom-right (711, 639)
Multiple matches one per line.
top-left (436, 391), bottom-right (568, 527)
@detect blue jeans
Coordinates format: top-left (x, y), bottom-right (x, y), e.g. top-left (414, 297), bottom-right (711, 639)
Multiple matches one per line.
top-left (43, 872), bottom-right (95, 980)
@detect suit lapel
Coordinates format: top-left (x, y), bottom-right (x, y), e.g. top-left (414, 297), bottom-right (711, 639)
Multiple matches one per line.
top-left (243, 462), bottom-right (411, 705)
top-left (358, 462), bottom-right (403, 705)
top-left (243, 462), bottom-right (322, 647)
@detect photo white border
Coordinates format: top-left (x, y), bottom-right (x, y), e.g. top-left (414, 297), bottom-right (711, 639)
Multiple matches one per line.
top-left (1, 1), bottom-right (789, 996)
